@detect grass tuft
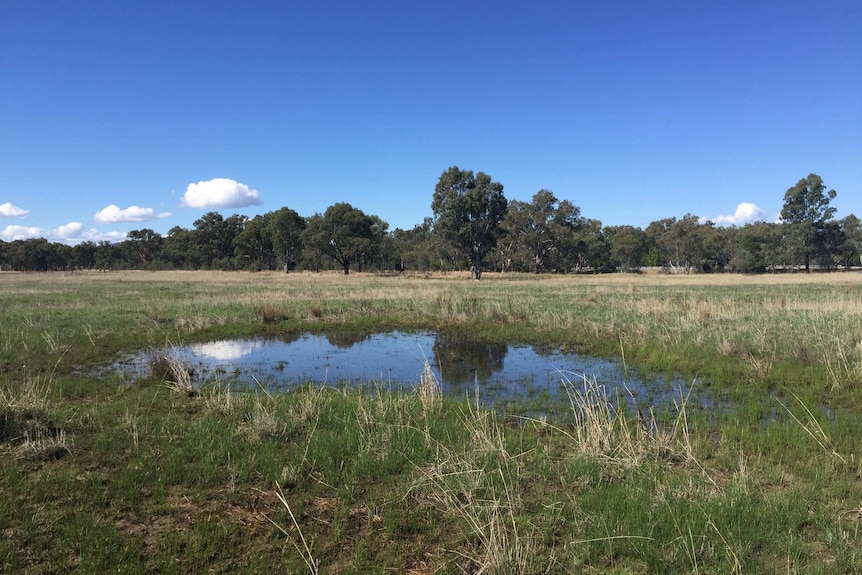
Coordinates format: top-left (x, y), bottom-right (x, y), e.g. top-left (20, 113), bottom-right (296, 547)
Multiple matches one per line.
top-left (544, 373), bottom-right (697, 467)
top-left (148, 351), bottom-right (197, 396)
top-left (255, 304), bottom-right (289, 323)
top-left (415, 357), bottom-right (441, 410)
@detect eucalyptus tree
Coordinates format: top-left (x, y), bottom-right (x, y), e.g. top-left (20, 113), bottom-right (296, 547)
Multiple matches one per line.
top-left (644, 217), bottom-right (676, 269)
top-left (391, 220), bottom-right (437, 272)
top-left (364, 215), bottom-right (392, 271)
top-left (233, 213), bottom-right (276, 270)
top-left (502, 190), bottom-right (581, 273)
top-left (780, 173), bottom-right (837, 272)
top-left (163, 226), bottom-right (199, 269)
top-left (270, 207), bottom-right (305, 273)
top-left (731, 223), bottom-right (782, 273)
top-left (646, 215), bottom-right (707, 273)
top-left (431, 166), bottom-right (507, 279)
top-left (699, 221), bottom-right (734, 272)
top-left (192, 211), bottom-right (248, 269)
top-left (814, 221), bottom-right (844, 270)
top-left (124, 228), bottom-right (164, 267)
top-left (605, 225), bottom-right (648, 272)
top-left (565, 218), bottom-right (610, 272)
top-left (839, 214), bottom-right (862, 269)
top-left (94, 241), bottom-right (122, 270)
top-left (301, 202), bottom-right (378, 275)
top-left (4, 238), bottom-right (64, 271)
top-left (70, 241), bottom-right (98, 270)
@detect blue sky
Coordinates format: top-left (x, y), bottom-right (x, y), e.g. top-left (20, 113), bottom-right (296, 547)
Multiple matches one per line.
top-left (2, 0), bottom-right (860, 245)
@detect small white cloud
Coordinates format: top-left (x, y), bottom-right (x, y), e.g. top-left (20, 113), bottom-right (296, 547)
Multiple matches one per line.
top-left (94, 204), bottom-right (171, 223)
top-left (189, 340), bottom-right (260, 360)
top-left (0, 202), bottom-right (29, 218)
top-left (712, 202), bottom-right (767, 226)
top-left (180, 178), bottom-right (262, 209)
top-left (1, 223), bottom-right (127, 245)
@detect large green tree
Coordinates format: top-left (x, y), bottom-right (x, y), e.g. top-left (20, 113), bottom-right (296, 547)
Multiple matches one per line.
top-left (646, 215), bottom-right (709, 273)
top-left (730, 223), bottom-right (782, 273)
top-left (502, 190), bottom-right (581, 273)
top-left (233, 213), bottom-right (276, 270)
top-left (839, 214), bottom-right (862, 269)
top-left (270, 207), bottom-right (305, 273)
top-left (124, 228), bottom-right (164, 267)
top-left (605, 225), bottom-right (647, 272)
top-left (780, 173), bottom-right (837, 272)
top-left (192, 212), bottom-right (248, 269)
top-left (565, 218), bottom-right (610, 273)
top-left (302, 203), bottom-right (378, 274)
top-left (391, 220), bottom-right (438, 272)
top-left (163, 226), bottom-right (199, 269)
top-left (431, 166), bottom-right (508, 280)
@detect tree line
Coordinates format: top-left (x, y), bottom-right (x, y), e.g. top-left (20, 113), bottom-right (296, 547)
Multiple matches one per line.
top-left (1, 170), bottom-right (859, 275)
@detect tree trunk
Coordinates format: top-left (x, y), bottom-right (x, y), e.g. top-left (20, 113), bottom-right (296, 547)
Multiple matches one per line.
top-left (470, 252), bottom-right (482, 280)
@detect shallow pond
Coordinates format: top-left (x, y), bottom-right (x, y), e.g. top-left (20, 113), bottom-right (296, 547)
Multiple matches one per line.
top-left (112, 331), bottom-right (699, 411)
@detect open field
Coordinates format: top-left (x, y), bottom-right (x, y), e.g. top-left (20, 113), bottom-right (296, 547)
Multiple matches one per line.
top-left (2, 270), bottom-right (861, 573)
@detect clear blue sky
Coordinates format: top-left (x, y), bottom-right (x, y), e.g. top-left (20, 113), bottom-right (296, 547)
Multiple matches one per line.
top-left (2, 0), bottom-right (860, 244)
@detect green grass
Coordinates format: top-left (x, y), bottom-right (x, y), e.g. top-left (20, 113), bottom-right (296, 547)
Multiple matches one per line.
top-left (1, 270), bottom-right (861, 573)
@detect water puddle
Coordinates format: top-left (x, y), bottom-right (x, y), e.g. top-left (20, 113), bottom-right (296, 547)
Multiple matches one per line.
top-left (111, 331), bottom-right (699, 411)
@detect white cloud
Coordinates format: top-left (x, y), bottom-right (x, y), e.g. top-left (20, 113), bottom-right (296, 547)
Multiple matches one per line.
top-left (0, 202), bottom-right (29, 218)
top-left (180, 178), bottom-right (262, 209)
top-left (712, 202), bottom-right (768, 226)
top-left (1, 223), bottom-right (127, 245)
top-left (189, 340), bottom-right (260, 360)
top-left (94, 204), bottom-right (171, 224)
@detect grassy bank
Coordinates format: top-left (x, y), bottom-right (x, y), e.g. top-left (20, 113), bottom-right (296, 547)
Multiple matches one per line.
top-left (1, 270), bottom-right (861, 573)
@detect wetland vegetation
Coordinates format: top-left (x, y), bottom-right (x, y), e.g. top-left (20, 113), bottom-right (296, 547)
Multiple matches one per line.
top-left (1, 270), bottom-right (861, 573)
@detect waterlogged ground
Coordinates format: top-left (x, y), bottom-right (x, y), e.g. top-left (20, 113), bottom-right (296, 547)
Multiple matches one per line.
top-left (110, 330), bottom-right (696, 411)
top-left (5, 272), bottom-right (862, 573)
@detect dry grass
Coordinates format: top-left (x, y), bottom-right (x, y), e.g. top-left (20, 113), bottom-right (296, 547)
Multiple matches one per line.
top-left (0, 367), bottom-right (53, 413)
top-left (0, 368), bottom-right (70, 460)
top-left (244, 399), bottom-right (283, 441)
top-left (535, 373), bottom-right (698, 468)
top-left (415, 357), bottom-right (441, 410)
top-left (410, 401), bottom-right (538, 574)
top-left (148, 351), bottom-right (196, 396)
top-left (202, 382), bottom-right (235, 415)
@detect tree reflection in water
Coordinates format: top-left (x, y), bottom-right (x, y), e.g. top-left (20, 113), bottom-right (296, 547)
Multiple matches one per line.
top-left (109, 331), bottom-right (696, 412)
top-left (325, 331), bottom-right (371, 349)
top-left (432, 331), bottom-right (508, 385)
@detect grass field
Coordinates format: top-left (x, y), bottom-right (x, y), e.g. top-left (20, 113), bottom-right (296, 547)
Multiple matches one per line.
top-left (1, 270), bottom-right (861, 573)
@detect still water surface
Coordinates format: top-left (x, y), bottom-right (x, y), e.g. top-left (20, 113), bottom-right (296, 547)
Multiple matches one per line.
top-left (114, 331), bottom-right (695, 409)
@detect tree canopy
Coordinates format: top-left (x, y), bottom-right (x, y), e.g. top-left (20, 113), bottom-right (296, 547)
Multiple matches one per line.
top-left (431, 166), bottom-right (508, 279)
top-left (1, 169), bottom-right (855, 276)
top-left (302, 203), bottom-right (377, 275)
top-left (780, 173), bottom-right (838, 272)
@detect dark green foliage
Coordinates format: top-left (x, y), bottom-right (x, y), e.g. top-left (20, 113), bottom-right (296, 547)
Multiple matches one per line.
top-left (730, 223), bottom-right (782, 273)
top-left (270, 207), bottom-right (306, 273)
top-left (500, 190), bottom-right (582, 273)
top-left (431, 166), bottom-right (508, 279)
top-left (302, 203), bottom-right (379, 274)
top-left (780, 173), bottom-right (838, 272)
top-left (605, 225), bottom-right (648, 272)
top-left (0, 171), bottom-right (853, 276)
